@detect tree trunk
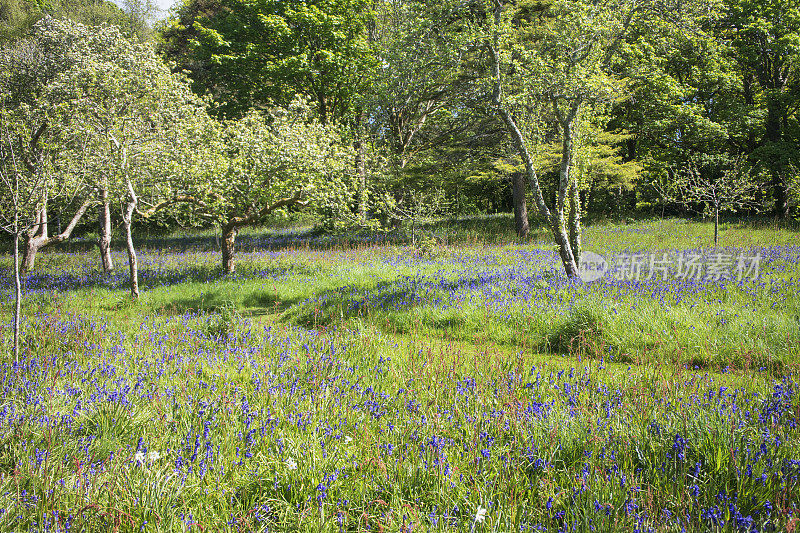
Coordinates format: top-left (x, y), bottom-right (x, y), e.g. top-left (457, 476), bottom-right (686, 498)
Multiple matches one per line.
top-left (568, 180), bottom-right (582, 266)
top-left (495, 105), bottom-right (580, 278)
top-left (13, 224), bottom-right (21, 366)
top-left (554, 109), bottom-right (581, 277)
top-left (221, 224), bottom-right (237, 274)
top-left (318, 94), bottom-right (328, 125)
top-left (99, 186), bottom-right (114, 273)
top-left (122, 218), bottom-right (138, 298)
top-left (488, 35), bottom-right (579, 279)
top-left (551, 217), bottom-right (580, 279)
top-left (714, 204), bottom-right (719, 247)
top-left (22, 236), bottom-right (40, 272)
top-left (772, 172), bottom-right (789, 219)
top-left (512, 171), bottom-right (529, 238)
top-left (22, 198), bottom-right (92, 272)
top-left (21, 203), bottom-right (46, 272)
top-left (122, 176), bottom-right (139, 299)
top-left (21, 196), bottom-right (92, 272)
top-left (764, 103), bottom-right (790, 219)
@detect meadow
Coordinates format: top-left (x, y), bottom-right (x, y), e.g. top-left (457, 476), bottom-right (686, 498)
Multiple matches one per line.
top-left (0, 216), bottom-right (799, 532)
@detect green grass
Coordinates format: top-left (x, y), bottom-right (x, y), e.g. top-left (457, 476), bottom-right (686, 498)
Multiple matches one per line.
top-left (0, 216), bottom-right (798, 531)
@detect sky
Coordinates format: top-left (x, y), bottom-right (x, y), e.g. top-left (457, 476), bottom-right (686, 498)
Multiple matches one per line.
top-left (152, 0), bottom-right (177, 18)
top-left (111, 0), bottom-right (177, 20)
top-left (156, 0), bottom-right (174, 18)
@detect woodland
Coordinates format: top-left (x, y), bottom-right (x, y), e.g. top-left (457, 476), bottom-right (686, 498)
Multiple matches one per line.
top-left (0, 1), bottom-right (799, 531)
top-left (0, 0), bottom-right (797, 283)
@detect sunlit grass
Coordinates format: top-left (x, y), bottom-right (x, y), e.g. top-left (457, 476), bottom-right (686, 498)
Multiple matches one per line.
top-left (0, 216), bottom-right (798, 531)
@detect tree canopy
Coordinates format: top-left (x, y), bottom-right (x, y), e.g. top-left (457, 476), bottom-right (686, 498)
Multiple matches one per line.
top-left (160, 0), bottom-right (375, 121)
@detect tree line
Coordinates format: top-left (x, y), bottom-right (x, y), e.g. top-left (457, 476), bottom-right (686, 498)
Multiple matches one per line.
top-left (1, 0), bottom-right (798, 289)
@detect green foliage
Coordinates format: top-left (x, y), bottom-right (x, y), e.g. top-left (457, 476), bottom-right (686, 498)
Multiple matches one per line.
top-left (203, 299), bottom-right (242, 340)
top-left (0, 0), bottom-right (152, 43)
top-left (159, 0), bottom-right (375, 120)
top-left (44, 17), bottom-right (200, 197)
top-left (182, 100), bottom-right (354, 225)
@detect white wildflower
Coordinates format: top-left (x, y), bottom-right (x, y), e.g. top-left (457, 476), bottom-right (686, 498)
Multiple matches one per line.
top-left (134, 451), bottom-right (145, 465)
top-left (474, 506), bottom-right (487, 524)
top-left (147, 451), bottom-right (161, 462)
top-left (286, 457), bottom-right (298, 470)
top-left (344, 436), bottom-right (353, 444)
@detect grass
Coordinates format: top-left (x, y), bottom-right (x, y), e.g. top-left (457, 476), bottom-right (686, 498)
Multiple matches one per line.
top-left (0, 216), bottom-right (798, 532)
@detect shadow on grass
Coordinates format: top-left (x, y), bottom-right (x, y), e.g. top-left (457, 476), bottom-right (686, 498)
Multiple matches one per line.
top-left (286, 271), bottom-right (557, 338)
top-left (0, 263), bottom-right (301, 294)
top-left (287, 279), bottom-right (414, 329)
top-left (18, 213), bottom-right (557, 257)
top-left (240, 291), bottom-right (302, 317)
top-left (152, 289), bottom-right (303, 318)
top-left (155, 291), bottom-right (225, 316)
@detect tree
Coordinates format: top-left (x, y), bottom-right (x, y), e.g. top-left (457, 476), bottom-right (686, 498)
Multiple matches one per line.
top-left (119, 0), bottom-right (160, 41)
top-left (49, 19), bottom-right (205, 298)
top-left (159, 0), bottom-right (375, 121)
top-left (654, 155), bottom-right (758, 246)
top-left (608, 0), bottom-right (785, 222)
top-left (530, 125), bottom-right (641, 219)
top-left (178, 101), bottom-right (352, 273)
top-left (0, 28), bottom-right (84, 359)
top-left (728, 0), bottom-right (800, 218)
top-left (482, 0), bottom-right (639, 277)
top-left (369, 0), bottom-right (462, 170)
top-left (0, 111), bottom-right (49, 363)
top-left (161, 0), bottom-right (377, 231)
top-left (0, 22), bottom-right (98, 273)
top-left (1, 0), bottom-right (152, 44)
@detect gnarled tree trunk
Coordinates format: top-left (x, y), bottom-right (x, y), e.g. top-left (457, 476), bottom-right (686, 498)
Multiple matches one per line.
top-left (214, 192), bottom-right (307, 274)
top-left (568, 179), bottom-right (582, 266)
top-left (512, 171), bottom-right (529, 238)
top-left (99, 185), bottom-right (114, 273)
top-left (22, 203), bottom-right (47, 272)
top-left (21, 196), bottom-right (93, 272)
top-left (122, 177), bottom-right (139, 299)
top-left (221, 224), bottom-right (237, 274)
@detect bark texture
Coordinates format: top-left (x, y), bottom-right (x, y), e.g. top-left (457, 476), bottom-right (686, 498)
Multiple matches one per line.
top-left (221, 224), bottom-right (237, 274)
top-left (512, 171), bottom-right (529, 238)
top-left (13, 225), bottom-right (21, 365)
top-left (122, 177), bottom-right (139, 299)
top-left (99, 186), bottom-right (114, 273)
top-left (568, 180), bottom-right (582, 266)
top-left (21, 198), bottom-right (93, 272)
